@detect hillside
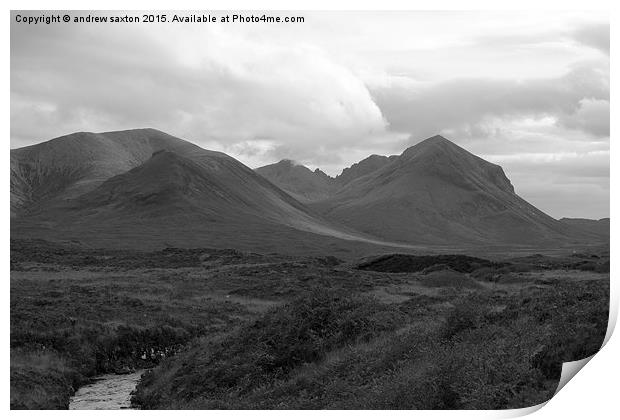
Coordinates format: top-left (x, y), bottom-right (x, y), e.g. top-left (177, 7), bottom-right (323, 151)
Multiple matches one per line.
top-left (255, 159), bottom-right (336, 202)
top-left (11, 130), bottom-right (602, 252)
top-left (311, 135), bottom-right (590, 247)
top-left (10, 129), bottom-right (205, 217)
top-left (560, 218), bottom-right (610, 237)
top-left (335, 154), bottom-right (397, 186)
top-left (11, 130), bottom-right (405, 254)
top-left (255, 154), bottom-right (398, 203)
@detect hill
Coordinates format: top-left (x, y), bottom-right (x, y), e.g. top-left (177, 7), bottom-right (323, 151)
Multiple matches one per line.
top-left (311, 135), bottom-right (591, 247)
top-left (560, 218), bottom-right (609, 237)
top-left (255, 159), bottom-right (335, 203)
top-left (10, 129), bottom-right (206, 217)
top-left (255, 154), bottom-right (398, 203)
top-left (11, 130), bottom-right (401, 254)
top-left (335, 154), bottom-right (397, 186)
top-left (12, 130), bottom-right (602, 253)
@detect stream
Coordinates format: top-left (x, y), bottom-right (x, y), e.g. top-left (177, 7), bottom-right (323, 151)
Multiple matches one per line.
top-left (69, 370), bottom-right (144, 410)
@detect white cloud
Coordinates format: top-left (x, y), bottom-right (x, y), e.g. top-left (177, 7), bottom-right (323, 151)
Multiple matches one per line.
top-left (11, 13), bottom-right (388, 156)
top-left (371, 63), bottom-right (609, 141)
top-left (10, 11), bottom-right (609, 217)
top-left (573, 23), bottom-right (610, 55)
top-left (558, 98), bottom-right (610, 137)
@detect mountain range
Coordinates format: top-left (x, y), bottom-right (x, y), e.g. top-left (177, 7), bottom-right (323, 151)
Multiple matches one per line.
top-left (11, 129), bottom-right (608, 254)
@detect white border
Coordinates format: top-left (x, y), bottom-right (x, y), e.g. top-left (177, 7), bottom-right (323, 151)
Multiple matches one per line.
top-left (3, 1), bottom-right (616, 419)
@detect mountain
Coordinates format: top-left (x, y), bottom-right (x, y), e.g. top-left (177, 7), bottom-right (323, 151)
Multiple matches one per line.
top-left (12, 130), bottom-right (602, 253)
top-left (560, 218), bottom-right (609, 237)
top-left (75, 150), bottom-right (307, 220)
top-left (255, 154), bottom-right (398, 203)
top-left (255, 159), bottom-right (335, 203)
top-left (311, 135), bottom-right (590, 247)
top-left (10, 129), bottom-right (204, 217)
top-left (11, 129), bottom-right (393, 253)
top-left (335, 154), bottom-right (397, 186)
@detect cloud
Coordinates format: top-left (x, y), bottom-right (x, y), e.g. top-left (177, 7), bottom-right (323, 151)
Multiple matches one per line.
top-left (558, 98), bottom-right (610, 137)
top-left (573, 23), bottom-right (610, 55)
top-left (496, 151), bottom-right (609, 219)
top-left (10, 14), bottom-right (387, 158)
top-left (371, 63), bottom-right (609, 141)
top-left (10, 11), bottom-right (609, 217)
top-left (516, 180), bottom-right (609, 220)
top-left (491, 150), bottom-right (609, 180)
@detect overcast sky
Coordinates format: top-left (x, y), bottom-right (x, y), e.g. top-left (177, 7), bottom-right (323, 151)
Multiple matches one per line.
top-left (11, 11), bottom-right (609, 218)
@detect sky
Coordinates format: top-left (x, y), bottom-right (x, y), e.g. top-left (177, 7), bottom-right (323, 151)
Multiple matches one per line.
top-left (10, 11), bottom-right (609, 219)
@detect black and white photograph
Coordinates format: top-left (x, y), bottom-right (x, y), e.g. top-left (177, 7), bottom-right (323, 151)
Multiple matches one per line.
top-left (8, 4), bottom-right (612, 413)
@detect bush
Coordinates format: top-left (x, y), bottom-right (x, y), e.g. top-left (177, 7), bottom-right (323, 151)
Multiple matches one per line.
top-left (10, 350), bottom-right (85, 409)
top-left (134, 290), bottom-right (405, 407)
top-left (470, 266), bottom-right (502, 282)
top-left (430, 323), bottom-right (548, 409)
top-left (419, 270), bottom-right (482, 289)
top-left (439, 298), bottom-right (486, 340)
top-left (135, 276), bottom-right (609, 410)
top-left (357, 254), bottom-right (503, 273)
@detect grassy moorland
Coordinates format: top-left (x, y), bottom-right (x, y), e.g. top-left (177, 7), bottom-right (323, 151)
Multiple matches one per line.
top-left (133, 276), bottom-right (608, 409)
top-left (10, 239), bottom-right (609, 409)
top-left (10, 240), bottom-right (281, 409)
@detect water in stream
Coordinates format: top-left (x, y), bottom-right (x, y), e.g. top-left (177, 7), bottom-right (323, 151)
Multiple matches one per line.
top-left (69, 370), bottom-right (144, 410)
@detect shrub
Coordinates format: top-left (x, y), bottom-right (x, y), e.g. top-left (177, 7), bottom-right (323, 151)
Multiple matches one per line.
top-left (419, 270), bottom-right (482, 289)
top-left (134, 290), bottom-right (405, 407)
top-left (10, 350), bottom-right (85, 409)
top-left (430, 322), bottom-right (548, 409)
top-left (439, 298), bottom-right (486, 340)
top-left (357, 254), bottom-right (503, 273)
top-left (470, 266), bottom-right (501, 282)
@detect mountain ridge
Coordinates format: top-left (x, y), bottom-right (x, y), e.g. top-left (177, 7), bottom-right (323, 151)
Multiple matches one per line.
top-left (254, 153), bottom-right (399, 201)
top-left (10, 128), bottom-right (211, 216)
top-left (11, 129), bottom-right (407, 254)
top-left (309, 135), bottom-right (595, 246)
top-left (11, 129), bottom-right (606, 252)
top-left (255, 159), bottom-right (336, 203)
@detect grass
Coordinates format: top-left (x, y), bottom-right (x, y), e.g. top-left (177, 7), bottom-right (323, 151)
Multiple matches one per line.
top-left (10, 240), bottom-right (387, 409)
top-left (10, 239), bottom-right (610, 410)
top-left (133, 289), bottom-right (408, 408)
top-left (10, 273), bottom-right (249, 409)
top-left (357, 254), bottom-right (505, 273)
top-left (10, 241), bottom-right (279, 409)
top-left (10, 350), bottom-right (83, 409)
top-left (418, 269), bottom-right (483, 289)
top-left (133, 275), bottom-right (608, 409)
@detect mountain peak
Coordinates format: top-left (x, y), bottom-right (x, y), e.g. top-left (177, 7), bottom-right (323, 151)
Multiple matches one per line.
top-left (107, 149), bottom-right (203, 188)
top-left (336, 154), bottom-right (397, 185)
top-left (400, 135), bottom-right (481, 167)
top-left (276, 159), bottom-right (301, 167)
top-left (398, 134), bottom-right (515, 195)
top-left (255, 159), bottom-right (335, 203)
top-left (258, 159), bottom-right (307, 172)
top-left (404, 134), bottom-right (454, 151)
top-left (424, 134), bottom-right (451, 143)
